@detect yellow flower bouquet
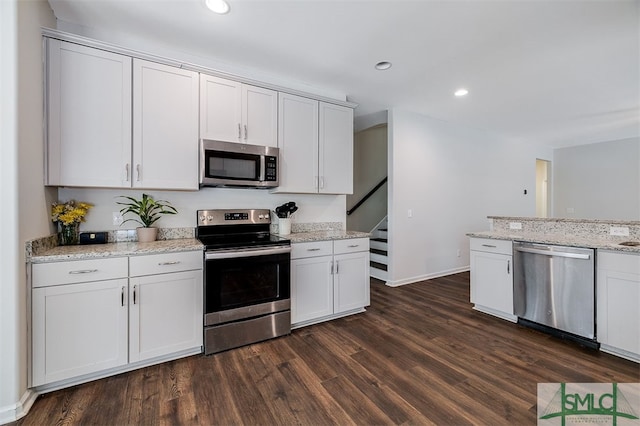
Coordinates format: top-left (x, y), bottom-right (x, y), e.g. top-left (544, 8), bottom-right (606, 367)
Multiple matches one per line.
top-left (51, 200), bottom-right (93, 245)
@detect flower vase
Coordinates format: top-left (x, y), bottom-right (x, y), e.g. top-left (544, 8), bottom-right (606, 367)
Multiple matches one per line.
top-left (59, 222), bottom-right (79, 245)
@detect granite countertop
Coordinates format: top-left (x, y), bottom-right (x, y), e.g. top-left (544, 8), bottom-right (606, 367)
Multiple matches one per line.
top-left (284, 230), bottom-right (371, 244)
top-left (30, 238), bottom-right (204, 263)
top-left (29, 230), bottom-right (371, 263)
top-left (467, 231), bottom-right (640, 254)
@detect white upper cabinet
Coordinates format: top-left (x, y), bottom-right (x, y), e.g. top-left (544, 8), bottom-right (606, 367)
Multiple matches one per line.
top-left (276, 93), bottom-right (319, 193)
top-left (46, 39), bottom-right (132, 187)
top-left (133, 59), bottom-right (199, 190)
top-left (319, 102), bottom-right (354, 194)
top-left (200, 74), bottom-right (278, 147)
top-left (276, 93), bottom-right (354, 194)
top-left (46, 41), bottom-right (199, 190)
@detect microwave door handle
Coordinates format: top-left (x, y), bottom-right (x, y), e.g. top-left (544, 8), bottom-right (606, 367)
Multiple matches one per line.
top-left (259, 155), bottom-right (266, 181)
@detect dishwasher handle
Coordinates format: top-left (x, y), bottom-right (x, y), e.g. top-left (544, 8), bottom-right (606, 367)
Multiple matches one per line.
top-left (514, 246), bottom-right (591, 260)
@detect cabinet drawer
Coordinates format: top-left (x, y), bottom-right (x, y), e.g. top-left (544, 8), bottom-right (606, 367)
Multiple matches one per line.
top-left (291, 241), bottom-right (333, 259)
top-left (334, 238), bottom-right (369, 255)
top-left (32, 257), bottom-right (128, 288)
top-left (470, 238), bottom-right (512, 255)
top-left (130, 251), bottom-right (203, 277)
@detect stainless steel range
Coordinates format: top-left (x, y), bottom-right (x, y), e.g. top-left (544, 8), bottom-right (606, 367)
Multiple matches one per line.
top-left (196, 209), bottom-right (291, 355)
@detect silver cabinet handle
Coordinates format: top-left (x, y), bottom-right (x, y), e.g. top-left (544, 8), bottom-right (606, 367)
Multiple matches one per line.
top-left (347, 244), bottom-right (360, 248)
top-left (507, 259), bottom-right (510, 274)
top-left (481, 244), bottom-right (497, 248)
top-left (125, 163), bottom-right (130, 182)
top-left (319, 176), bottom-right (325, 189)
top-left (121, 286), bottom-right (125, 306)
top-left (158, 261), bottom-right (181, 266)
top-left (244, 124), bottom-right (248, 140)
top-left (307, 248), bottom-right (321, 252)
top-left (68, 269), bottom-right (98, 274)
top-left (330, 261), bottom-right (334, 275)
top-left (335, 260), bottom-right (339, 274)
top-left (238, 123), bottom-right (241, 140)
top-left (133, 285), bottom-right (137, 304)
top-left (136, 164), bottom-right (141, 181)
top-left (314, 176), bottom-right (319, 190)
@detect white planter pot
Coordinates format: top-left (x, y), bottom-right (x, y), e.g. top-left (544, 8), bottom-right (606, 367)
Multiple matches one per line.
top-left (136, 227), bottom-right (158, 243)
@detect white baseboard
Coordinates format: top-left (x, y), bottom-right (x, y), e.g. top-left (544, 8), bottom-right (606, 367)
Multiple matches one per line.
top-left (385, 266), bottom-right (470, 287)
top-left (0, 389), bottom-right (38, 425)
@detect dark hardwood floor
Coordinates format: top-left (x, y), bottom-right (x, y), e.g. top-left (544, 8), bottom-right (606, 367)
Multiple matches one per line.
top-left (16, 272), bottom-right (639, 425)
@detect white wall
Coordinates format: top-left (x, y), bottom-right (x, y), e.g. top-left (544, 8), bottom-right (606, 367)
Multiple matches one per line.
top-left (1, 0), bottom-right (56, 423)
top-left (347, 125), bottom-right (388, 232)
top-left (553, 137), bottom-right (640, 220)
top-left (387, 109), bottom-right (552, 286)
top-left (58, 188), bottom-right (346, 232)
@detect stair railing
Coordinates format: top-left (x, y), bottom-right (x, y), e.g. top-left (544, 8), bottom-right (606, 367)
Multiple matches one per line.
top-left (347, 176), bottom-right (387, 216)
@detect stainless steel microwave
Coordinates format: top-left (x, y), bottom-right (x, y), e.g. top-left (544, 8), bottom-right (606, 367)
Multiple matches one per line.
top-left (199, 139), bottom-right (279, 188)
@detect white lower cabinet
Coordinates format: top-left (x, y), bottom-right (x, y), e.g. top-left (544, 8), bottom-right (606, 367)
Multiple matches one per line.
top-left (32, 277), bottom-right (129, 386)
top-left (129, 269), bottom-right (203, 363)
top-left (469, 237), bottom-right (516, 322)
top-left (597, 250), bottom-right (640, 362)
top-left (291, 238), bottom-right (369, 328)
top-left (31, 251), bottom-right (203, 388)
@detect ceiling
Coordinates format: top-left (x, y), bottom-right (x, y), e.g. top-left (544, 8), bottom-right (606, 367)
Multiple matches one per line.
top-left (47, 0), bottom-right (639, 148)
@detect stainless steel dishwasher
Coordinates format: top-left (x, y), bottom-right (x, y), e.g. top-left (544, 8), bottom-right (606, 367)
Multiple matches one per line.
top-left (513, 242), bottom-right (596, 346)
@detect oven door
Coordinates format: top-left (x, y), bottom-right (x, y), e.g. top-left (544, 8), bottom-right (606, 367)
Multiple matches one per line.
top-left (204, 246), bottom-right (290, 326)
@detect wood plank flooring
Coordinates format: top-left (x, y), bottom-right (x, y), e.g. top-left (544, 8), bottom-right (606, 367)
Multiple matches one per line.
top-left (15, 272), bottom-right (640, 425)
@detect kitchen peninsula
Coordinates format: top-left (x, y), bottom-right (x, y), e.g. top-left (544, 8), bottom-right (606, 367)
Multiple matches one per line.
top-left (468, 216), bottom-right (640, 363)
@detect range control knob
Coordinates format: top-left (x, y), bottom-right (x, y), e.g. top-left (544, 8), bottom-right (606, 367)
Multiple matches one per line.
top-left (207, 215), bottom-right (214, 221)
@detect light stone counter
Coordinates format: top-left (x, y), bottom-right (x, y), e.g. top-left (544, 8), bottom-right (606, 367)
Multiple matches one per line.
top-left (30, 238), bottom-right (204, 263)
top-left (283, 230), bottom-right (370, 244)
top-left (468, 216), bottom-right (640, 253)
top-left (466, 230), bottom-right (640, 253)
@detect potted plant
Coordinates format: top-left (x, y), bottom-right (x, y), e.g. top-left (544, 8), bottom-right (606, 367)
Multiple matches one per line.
top-left (116, 193), bottom-right (177, 242)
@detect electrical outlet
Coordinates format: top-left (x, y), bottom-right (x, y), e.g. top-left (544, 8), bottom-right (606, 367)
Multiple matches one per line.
top-left (509, 222), bottom-right (522, 230)
top-left (407, 209), bottom-right (413, 218)
top-left (112, 212), bottom-right (123, 226)
top-left (456, 249), bottom-right (461, 257)
top-left (610, 226), bottom-right (630, 236)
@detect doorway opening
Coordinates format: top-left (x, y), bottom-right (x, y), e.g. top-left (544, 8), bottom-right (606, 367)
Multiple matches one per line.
top-left (535, 159), bottom-right (551, 218)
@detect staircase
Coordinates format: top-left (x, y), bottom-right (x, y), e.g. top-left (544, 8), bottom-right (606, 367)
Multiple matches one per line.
top-left (369, 217), bottom-right (388, 281)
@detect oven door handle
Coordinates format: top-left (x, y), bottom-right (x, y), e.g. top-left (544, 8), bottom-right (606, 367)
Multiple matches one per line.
top-left (205, 246), bottom-right (291, 260)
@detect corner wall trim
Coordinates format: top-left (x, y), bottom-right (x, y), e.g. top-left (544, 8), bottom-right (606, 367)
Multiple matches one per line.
top-left (0, 389), bottom-right (38, 425)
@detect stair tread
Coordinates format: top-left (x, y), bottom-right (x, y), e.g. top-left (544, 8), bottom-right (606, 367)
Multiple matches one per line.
top-left (370, 248), bottom-right (388, 256)
top-left (371, 237), bottom-right (388, 243)
top-left (370, 261), bottom-right (388, 271)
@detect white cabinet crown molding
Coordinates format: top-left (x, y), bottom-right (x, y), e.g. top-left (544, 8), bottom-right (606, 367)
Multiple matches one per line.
top-left (41, 27), bottom-right (358, 109)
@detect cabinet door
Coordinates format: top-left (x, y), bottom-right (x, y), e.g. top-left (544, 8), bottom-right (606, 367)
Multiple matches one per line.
top-left (291, 255), bottom-right (333, 324)
top-left (129, 270), bottom-right (203, 363)
top-left (242, 84), bottom-right (278, 147)
top-left (276, 93), bottom-right (319, 193)
top-left (319, 102), bottom-right (354, 194)
top-left (199, 74), bottom-right (242, 142)
top-left (133, 59), bottom-right (199, 190)
top-left (597, 252), bottom-right (640, 357)
top-left (334, 251), bottom-right (370, 313)
top-left (32, 279), bottom-right (129, 386)
top-left (470, 251), bottom-right (513, 314)
top-left (47, 39), bottom-right (131, 187)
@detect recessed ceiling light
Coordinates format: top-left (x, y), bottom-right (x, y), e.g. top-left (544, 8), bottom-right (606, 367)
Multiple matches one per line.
top-left (454, 88), bottom-right (469, 97)
top-left (375, 61), bottom-right (392, 71)
top-left (205, 0), bottom-right (230, 14)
